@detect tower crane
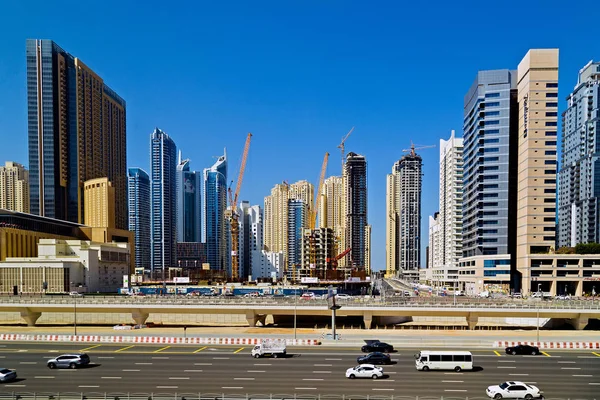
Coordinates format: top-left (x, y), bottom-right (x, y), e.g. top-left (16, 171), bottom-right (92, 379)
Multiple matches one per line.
top-left (312, 152), bottom-right (329, 230)
top-left (402, 141), bottom-right (436, 156)
top-left (227, 132), bottom-right (252, 282)
top-left (337, 127), bottom-right (354, 174)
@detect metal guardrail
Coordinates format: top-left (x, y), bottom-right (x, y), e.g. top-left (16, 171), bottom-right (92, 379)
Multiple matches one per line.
top-left (0, 394), bottom-right (592, 400)
top-left (0, 296), bottom-right (599, 310)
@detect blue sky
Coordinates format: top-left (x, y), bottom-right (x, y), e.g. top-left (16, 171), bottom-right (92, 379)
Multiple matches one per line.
top-left (0, 0), bottom-right (598, 271)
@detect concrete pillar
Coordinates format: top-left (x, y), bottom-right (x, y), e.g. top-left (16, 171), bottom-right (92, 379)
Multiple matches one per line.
top-left (131, 310), bottom-right (149, 326)
top-left (256, 314), bottom-right (267, 326)
top-left (363, 311), bottom-right (373, 329)
top-left (466, 313), bottom-right (478, 330)
top-left (575, 281), bottom-right (583, 297)
top-left (572, 314), bottom-right (589, 330)
top-left (20, 309), bottom-right (42, 326)
top-left (550, 281), bottom-right (557, 296)
top-left (246, 310), bottom-right (256, 327)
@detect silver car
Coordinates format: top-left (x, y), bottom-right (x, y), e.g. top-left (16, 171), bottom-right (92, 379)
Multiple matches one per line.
top-left (47, 353), bottom-right (90, 369)
top-left (0, 368), bottom-right (17, 382)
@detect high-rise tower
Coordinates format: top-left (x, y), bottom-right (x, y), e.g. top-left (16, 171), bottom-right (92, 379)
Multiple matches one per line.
top-left (319, 176), bottom-right (347, 267)
top-left (128, 168), bottom-right (151, 272)
top-left (287, 199), bottom-right (308, 280)
top-left (0, 162), bottom-right (30, 213)
top-left (558, 61), bottom-right (600, 247)
top-left (344, 152), bottom-right (367, 270)
top-left (238, 202), bottom-right (263, 280)
top-left (176, 154), bottom-right (201, 243)
top-left (150, 128), bottom-right (177, 279)
top-left (26, 39), bottom-right (127, 228)
top-left (203, 151), bottom-right (227, 271)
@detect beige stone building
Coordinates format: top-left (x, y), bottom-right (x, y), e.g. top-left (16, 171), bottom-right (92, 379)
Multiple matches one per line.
top-left (84, 177), bottom-right (115, 229)
top-left (0, 161), bottom-right (29, 213)
top-left (318, 176), bottom-right (347, 268)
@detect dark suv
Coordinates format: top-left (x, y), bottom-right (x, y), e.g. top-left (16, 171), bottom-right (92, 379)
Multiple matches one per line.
top-left (361, 341), bottom-right (394, 353)
top-left (357, 352), bottom-right (391, 365)
top-left (47, 353), bottom-right (91, 369)
top-left (505, 345), bottom-right (540, 356)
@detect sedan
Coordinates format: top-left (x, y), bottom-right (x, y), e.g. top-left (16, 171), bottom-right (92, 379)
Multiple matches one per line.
top-left (357, 352), bottom-right (391, 365)
top-left (346, 364), bottom-right (383, 379)
top-left (0, 368), bottom-right (17, 382)
top-left (361, 341), bottom-right (394, 353)
top-left (505, 344), bottom-right (540, 355)
top-left (486, 381), bottom-right (543, 399)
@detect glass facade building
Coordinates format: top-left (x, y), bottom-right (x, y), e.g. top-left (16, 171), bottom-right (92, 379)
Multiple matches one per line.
top-left (127, 168), bottom-right (150, 271)
top-left (150, 128), bottom-right (177, 279)
top-left (203, 152), bottom-right (227, 271)
top-left (462, 70), bottom-right (517, 257)
top-left (287, 199), bottom-right (307, 279)
top-left (176, 155), bottom-right (201, 243)
top-left (344, 152), bottom-right (368, 269)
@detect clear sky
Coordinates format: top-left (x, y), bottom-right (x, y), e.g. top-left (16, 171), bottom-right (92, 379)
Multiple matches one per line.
top-left (0, 0), bottom-right (598, 271)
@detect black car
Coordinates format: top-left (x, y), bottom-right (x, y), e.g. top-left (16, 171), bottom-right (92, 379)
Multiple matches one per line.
top-left (505, 344), bottom-right (540, 355)
top-left (361, 341), bottom-right (394, 353)
top-left (357, 352), bottom-right (392, 365)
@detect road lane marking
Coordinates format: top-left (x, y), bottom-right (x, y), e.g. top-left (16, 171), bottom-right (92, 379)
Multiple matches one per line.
top-left (122, 369), bottom-right (141, 372)
top-left (222, 387), bottom-right (243, 389)
top-left (314, 364), bottom-right (332, 367)
top-left (295, 388), bottom-right (316, 390)
top-left (19, 362), bottom-right (37, 364)
top-left (593, 352), bottom-right (600, 357)
top-left (193, 346), bottom-right (208, 353)
top-left (253, 363), bottom-right (271, 366)
top-left (234, 378), bottom-right (255, 380)
top-left (34, 376), bottom-right (55, 379)
top-left (80, 344), bottom-right (102, 352)
top-left (303, 379), bottom-right (324, 381)
top-left (590, 383), bottom-right (600, 385)
top-left (157, 386), bottom-right (178, 389)
top-left (5, 385), bottom-right (26, 387)
top-left (152, 356), bottom-right (169, 359)
top-left (509, 374), bottom-right (529, 376)
top-left (573, 375), bottom-right (593, 377)
top-left (558, 361), bottom-right (577, 363)
top-left (154, 346), bottom-right (170, 353)
top-left (115, 345), bottom-right (135, 353)
top-left (101, 377), bottom-right (122, 379)
top-left (561, 367), bottom-right (582, 370)
top-left (79, 386), bottom-right (99, 388)
top-left (135, 362), bottom-right (153, 365)
top-left (169, 377), bottom-right (190, 380)
top-left (0, 356), bottom-right (4, 358)
top-left (213, 357), bottom-right (230, 359)
top-left (373, 389), bottom-right (393, 391)
top-left (578, 356), bottom-right (599, 359)
top-left (493, 351), bottom-right (502, 356)
top-left (498, 366), bottom-right (517, 369)
top-left (541, 351), bottom-right (551, 357)
top-left (445, 390), bottom-right (467, 392)
top-left (247, 370), bottom-right (265, 373)
top-left (442, 380), bottom-right (464, 383)
top-left (233, 347), bottom-right (245, 354)
top-left (194, 363), bottom-right (213, 365)
top-left (313, 371), bottom-right (331, 373)
top-left (325, 358), bottom-right (342, 361)
top-left (98, 357), bottom-right (115, 359)
top-left (498, 360), bottom-right (515, 363)
top-left (184, 370), bottom-right (203, 372)
top-left (444, 372), bottom-right (463, 375)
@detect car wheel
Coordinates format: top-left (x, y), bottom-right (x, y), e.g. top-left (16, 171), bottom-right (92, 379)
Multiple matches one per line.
top-left (454, 366), bottom-right (462, 372)
top-left (372, 374), bottom-right (378, 379)
top-left (422, 366), bottom-right (429, 371)
top-left (69, 363), bottom-right (77, 369)
top-left (524, 395), bottom-right (533, 400)
top-left (349, 374), bottom-right (355, 379)
top-left (511, 350), bottom-right (517, 355)
top-left (494, 394), bottom-right (503, 400)
top-left (48, 363), bottom-right (56, 369)
top-left (273, 353), bottom-right (278, 358)
top-left (532, 351), bottom-right (538, 355)
top-left (253, 354), bottom-right (260, 358)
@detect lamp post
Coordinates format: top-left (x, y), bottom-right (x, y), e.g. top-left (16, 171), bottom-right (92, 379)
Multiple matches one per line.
top-left (536, 283), bottom-right (542, 344)
top-left (71, 282), bottom-right (77, 336)
top-left (294, 287), bottom-right (297, 340)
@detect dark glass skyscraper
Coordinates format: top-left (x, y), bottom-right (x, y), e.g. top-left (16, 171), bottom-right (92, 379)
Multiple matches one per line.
top-left (128, 168), bottom-right (150, 271)
top-left (150, 128), bottom-right (177, 278)
top-left (344, 152), bottom-right (368, 269)
top-left (287, 199), bottom-right (307, 279)
top-left (203, 151), bottom-right (227, 271)
top-left (26, 39), bottom-right (127, 228)
top-left (176, 154), bottom-right (201, 243)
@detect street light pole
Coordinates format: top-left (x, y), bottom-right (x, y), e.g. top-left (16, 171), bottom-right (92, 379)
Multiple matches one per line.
top-left (536, 283), bottom-right (541, 344)
top-left (74, 294), bottom-right (77, 336)
top-left (294, 287), bottom-right (297, 340)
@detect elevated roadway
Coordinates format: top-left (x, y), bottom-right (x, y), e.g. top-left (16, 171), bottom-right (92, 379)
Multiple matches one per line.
top-left (0, 343), bottom-right (598, 398)
top-left (1, 296), bottom-right (599, 330)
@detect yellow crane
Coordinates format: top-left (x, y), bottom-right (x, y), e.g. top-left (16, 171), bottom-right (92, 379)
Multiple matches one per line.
top-left (308, 152), bottom-right (329, 277)
top-left (337, 127), bottom-right (354, 173)
top-left (402, 141), bottom-right (435, 156)
top-left (227, 132), bottom-right (252, 282)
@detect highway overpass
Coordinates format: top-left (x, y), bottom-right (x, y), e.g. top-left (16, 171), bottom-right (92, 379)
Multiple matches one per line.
top-left (1, 296), bottom-right (599, 329)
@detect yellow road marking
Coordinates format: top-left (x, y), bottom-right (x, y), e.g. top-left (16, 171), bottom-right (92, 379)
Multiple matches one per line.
top-left (193, 346), bottom-right (207, 353)
top-left (80, 344), bottom-right (102, 352)
top-left (493, 351), bottom-right (501, 357)
top-left (592, 352), bottom-right (600, 357)
top-left (233, 347), bottom-right (245, 354)
top-left (115, 345), bottom-right (135, 353)
top-left (541, 351), bottom-right (551, 357)
top-left (154, 346), bottom-right (170, 353)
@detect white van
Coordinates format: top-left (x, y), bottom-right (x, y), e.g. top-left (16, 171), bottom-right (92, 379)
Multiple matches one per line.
top-left (415, 351), bottom-right (473, 372)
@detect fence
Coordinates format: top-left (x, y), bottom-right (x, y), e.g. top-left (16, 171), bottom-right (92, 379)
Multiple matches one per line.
top-left (0, 394), bottom-right (594, 400)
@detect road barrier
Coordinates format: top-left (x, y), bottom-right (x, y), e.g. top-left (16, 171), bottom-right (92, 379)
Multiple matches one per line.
top-left (0, 334), bottom-right (320, 346)
top-left (494, 340), bottom-right (600, 349)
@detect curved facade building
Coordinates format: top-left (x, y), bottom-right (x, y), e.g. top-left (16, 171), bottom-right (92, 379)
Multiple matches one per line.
top-left (203, 152), bottom-right (227, 271)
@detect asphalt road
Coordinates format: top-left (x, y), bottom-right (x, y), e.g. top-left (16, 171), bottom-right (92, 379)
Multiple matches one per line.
top-left (0, 343), bottom-right (599, 398)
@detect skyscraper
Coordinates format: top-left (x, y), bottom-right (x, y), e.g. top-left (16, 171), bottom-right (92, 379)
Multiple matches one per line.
top-left (0, 161), bottom-right (29, 213)
top-left (26, 39), bottom-right (127, 228)
top-left (128, 168), bottom-right (150, 272)
top-left (558, 61), bottom-right (600, 247)
top-left (176, 153), bottom-right (201, 243)
top-left (83, 177), bottom-right (115, 228)
top-left (150, 128), bottom-right (177, 279)
top-left (238, 202), bottom-right (263, 280)
top-left (203, 151), bottom-right (227, 271)
top-left (345, 152), bottom-right (367, 270)
top-left (287, 199), bottom-right (308, 280)
top-left (263, 183), bottom-right (290, 254)
top-left (319, 176), bottom-right (347, 268)
top-left (386, 147), bottom-right (422, 279)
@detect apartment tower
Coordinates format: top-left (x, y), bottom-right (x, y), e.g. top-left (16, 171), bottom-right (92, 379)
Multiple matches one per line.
top-left (516, 49), bottom-right (559, 293)
top-left (386, 148), bottom-right (422, 279)
top-left (287, 199), bottom-right (308, 280)
top-left (263, 183), bottom-right (290, 254)
top-left (238, 202), bottom-right (263, 280)
top-left (0, 161), bottom-right (30, 213)
top-left (345, 152), bottom-right (367, 270)
top-left (558, 61), bottom-right (600, 247)
top-left (150, 128), bottom-right (178, 279)
top-left (203, 151), bottom-right (227, 271)
top-left (83, 177), bottom-right (115, 228)
top-left (176, 154), bottom-right (202, 243)
top-left (318, 176), bottom-right (347, 268)
top-left (127, 168), bottom-right (151, 272)
top-left (26, 39), bottom-right (127, 229)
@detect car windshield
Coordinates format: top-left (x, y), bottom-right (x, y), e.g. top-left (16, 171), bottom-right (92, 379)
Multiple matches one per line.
top-left (500, 383), bottom-right (509, 390)
top-left (0, 369), bottom-right (11, 374)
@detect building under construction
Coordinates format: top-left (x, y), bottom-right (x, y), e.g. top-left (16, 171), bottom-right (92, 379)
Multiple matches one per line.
top-left (301, 227), bottom-right (336, 279)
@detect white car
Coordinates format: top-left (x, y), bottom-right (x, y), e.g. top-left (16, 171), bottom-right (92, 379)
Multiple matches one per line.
top-left (335, 294), bottom-right (352, 300)
top-left (486, 381), bottom-right (542, 399)
top-left (345, 364), bottom-right (383, 379)
top-left (0, 368), bottom-right (17, 382)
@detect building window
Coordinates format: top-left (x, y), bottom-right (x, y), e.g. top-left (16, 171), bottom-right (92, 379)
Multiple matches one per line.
top-left (545, 150), bottom-right (556, 155)
top-left (485, 93), bottom-right (500, 98)
top-left (545, 131), bottom-right (557, 137)
top-left (546, 93), bottom-right (558, 98)
top-left (545, 121), bottom-right (557, 126)
top-left (546, 83), bottom-right (558, 88)
top-left (485, 120), bottom-right (500, 125)
top-left (486, 111), bottom-right (500, 116)
top-left (545, 141), bottom-right (557, 146)
top-left (485, 102), bottom-right (500, 107)
top-left (546, 112), bottom-right (557, 117)
top-left (546, 102), bottom-right (558, 107)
